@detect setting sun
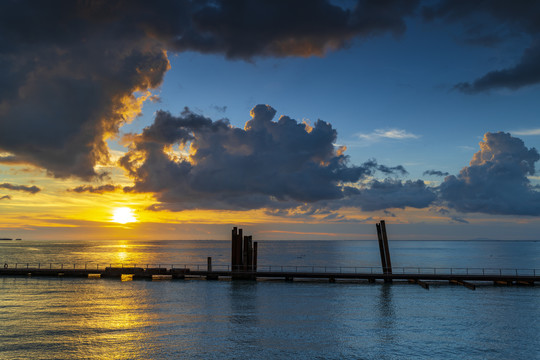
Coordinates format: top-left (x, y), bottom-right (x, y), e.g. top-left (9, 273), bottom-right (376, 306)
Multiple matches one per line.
top-left (112, 207), bottom-right (137, 224)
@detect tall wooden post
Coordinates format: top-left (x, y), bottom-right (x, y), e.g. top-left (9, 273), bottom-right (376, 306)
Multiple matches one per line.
top-left (231, 227), bottom-right (238, 271)
top-left (380, 220), bottom-right (392, 275)
top-left (236, 228), bottom-right (243, 271)
top-left (245, 236), bottom-right (253, 271)
top-left (376, 223), bottom-right (387, 273)
top-left (253, 242), bottom-right (258, 272)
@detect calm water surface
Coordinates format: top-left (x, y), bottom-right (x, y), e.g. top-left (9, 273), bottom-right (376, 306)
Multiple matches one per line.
top-left (1, 240), bottom-right (539, 359)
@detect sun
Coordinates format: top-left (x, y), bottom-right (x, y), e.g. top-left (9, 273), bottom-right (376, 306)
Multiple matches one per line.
top-left (112, 207), bottom-right (137, 224)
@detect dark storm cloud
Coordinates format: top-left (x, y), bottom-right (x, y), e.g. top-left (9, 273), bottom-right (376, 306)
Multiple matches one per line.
top-left (176, 0), bottom-right (420, 58)
top-left (0, 0), bottom-right (174, 179)
top-left (0, 0), bottom-right (420, 179)
top-left (69, 184), bottom-right (120, 194)
top-left (440, 132), bottom-right (540, 215)
top-left (423, 169), bottom-right (449, 177)
top-left (423, 0), bottom-right (540, 92)
top-left (120, 105), bottom-right (413, 211)
top-left (454, 43), bottom-right (540, 93)
top-left (0, 183), bottom-right (41, 194)
top-left (355, 179), bottom-right (437, 211)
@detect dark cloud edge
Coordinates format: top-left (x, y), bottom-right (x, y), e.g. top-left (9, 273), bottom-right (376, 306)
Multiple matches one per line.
top-left (0, 183), bottom-right (41, 194)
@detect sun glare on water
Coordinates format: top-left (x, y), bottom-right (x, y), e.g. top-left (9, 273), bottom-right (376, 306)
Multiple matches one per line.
top-left (112, 207), bottom-right (137, 224)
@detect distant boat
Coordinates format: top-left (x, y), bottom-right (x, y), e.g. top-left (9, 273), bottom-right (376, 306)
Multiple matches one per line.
top-left (0, 238), bottom-right (12, 241)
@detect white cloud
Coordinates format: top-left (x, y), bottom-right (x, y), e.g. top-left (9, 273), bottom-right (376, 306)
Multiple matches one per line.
top-left (355, 128), bottom-right (420, 143)
top-left (510, 128), bottom-right (540, 136)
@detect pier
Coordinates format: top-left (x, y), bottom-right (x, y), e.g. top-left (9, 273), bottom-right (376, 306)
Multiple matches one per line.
top-left (1, 223), bottom-right (538, 288)
top-left (0, 263), bottom-right (538, 288)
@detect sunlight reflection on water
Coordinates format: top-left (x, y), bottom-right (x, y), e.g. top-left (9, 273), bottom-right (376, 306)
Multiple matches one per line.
top-left (1, 277), bottom-right (539, 359)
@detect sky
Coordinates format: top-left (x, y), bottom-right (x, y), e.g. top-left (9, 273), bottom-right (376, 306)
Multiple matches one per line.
top-left (1, 0), bottom-right (540, 241)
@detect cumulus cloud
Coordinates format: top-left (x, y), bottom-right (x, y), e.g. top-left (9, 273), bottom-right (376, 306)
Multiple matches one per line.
top-left (423, 0), bottom-right (540, 92)
top-left (355, 179), bottom-right (437, 211)
top-left (0, 183), bottom-right (41, 194)
top-left (0, 0), bottom-right (420, 179)
top-left (440, 132), bottom-right (540, 215)
top-left (423, 169), bottom-right (449, 176)
top-left (120, 105), bottom-right (417, 211)
top-left (69, 184), bottom-right (121, 194)
top-left (0, 0), bottom-right (172, 179)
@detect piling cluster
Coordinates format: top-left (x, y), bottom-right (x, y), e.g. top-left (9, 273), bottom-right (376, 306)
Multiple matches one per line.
top-left (231, 227), bottom-right (257, 272)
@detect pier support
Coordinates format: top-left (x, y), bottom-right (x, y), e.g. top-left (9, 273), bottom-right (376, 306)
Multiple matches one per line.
top-left (376, 220), bottom-right (392, 282)
top-left (450, 279), bottom-right (476, 290)
top-left (409, 279), bottom-right (429, 290)
top-left (206, 257), bottom-right (218, 279)
top-left (231, 227), bottom-right (258, 279)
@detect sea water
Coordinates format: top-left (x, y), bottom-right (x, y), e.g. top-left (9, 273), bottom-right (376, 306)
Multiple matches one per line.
top-left (1, 240), bottom-right (539, 359)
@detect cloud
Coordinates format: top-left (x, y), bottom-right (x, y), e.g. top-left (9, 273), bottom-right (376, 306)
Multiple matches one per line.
top-left (354, 179), bottom-right (437, 211)
top-left (0, 195), bottom-right (11, 200)
top-left (211, 105), bottom-right (228, 113)
top-left (440, 132), bottom-right (540, 215)
top-left (0, 154), bottom-right (22, 164)
top-left (0, 183), bottom-right (41, 194)
top-left (174, 0), bottom-right (420, 59)
top-left (423, 169), bottom-right (449, 176)
top-left (435, 207), bottom-right (450, 215)
top-left (68, 184), bottom-right (121, 194)
top-left (450, 216), bottom-right (469, 224)
top-left (0, 0), bottom-right (172, 179)
top-left (356, 128), bottom-right (420, 143)
top-left (511, 128), bottom-right (540, 136)
top-left (454, 43), bottom-right (540, 93)
top-left (120, 105), bottom-right (410, 211)
top-left (0, 0), bottom-right (420, 179)
top-left (423, 1), bottom-right (540, 92)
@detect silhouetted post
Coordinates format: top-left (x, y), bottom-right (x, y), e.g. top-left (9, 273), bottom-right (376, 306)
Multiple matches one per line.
top-left (246, 236), bottom-right (253, 271)
top-left (231, 227), bottom-right (238, 271)
top-left (242, 236), bottom-right (250, 271)
top-left (207, 257), bottom-right (212, 272)
top-left (231, 227), bottom-right (245, 272)
top-left (253, 242), bottom-right (258, 272)
top-left (380, 220), bottom-right (392, 275)
top-left (237, 228), bottom-right (243, 271)
top-left (376, 223), bottom-right (388, 273)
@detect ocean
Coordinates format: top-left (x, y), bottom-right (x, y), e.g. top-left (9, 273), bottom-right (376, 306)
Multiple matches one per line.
top-left (1, 240), bottom-right (539, 359)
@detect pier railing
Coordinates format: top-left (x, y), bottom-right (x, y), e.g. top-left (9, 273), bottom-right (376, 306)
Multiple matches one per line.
top-left (2, 262), bottom-right (538, 276)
